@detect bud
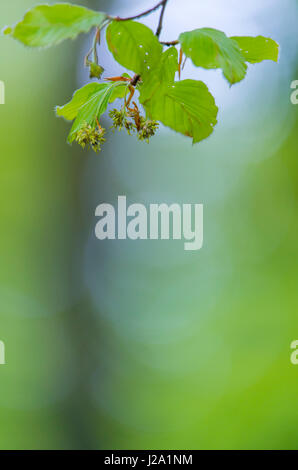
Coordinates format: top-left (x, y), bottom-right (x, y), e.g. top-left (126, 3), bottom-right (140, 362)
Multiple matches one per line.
top-left (89, 62), bottom-right (104, 79)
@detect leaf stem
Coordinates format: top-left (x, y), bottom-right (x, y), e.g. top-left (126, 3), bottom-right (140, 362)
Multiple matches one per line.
top-left (93, 27), bottom-right (100, 64)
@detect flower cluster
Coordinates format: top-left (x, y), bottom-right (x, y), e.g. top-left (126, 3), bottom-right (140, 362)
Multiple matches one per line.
top-left (109, 107), bottom-right (159, 142)
top-left (74, 106), bottom-right (159, 153)
top-left (75, 122), bottom-right (106, 153)
top-left (137, 117), bottom-right (159, 142)
top-left (109, 108), bottom-right (135, 135)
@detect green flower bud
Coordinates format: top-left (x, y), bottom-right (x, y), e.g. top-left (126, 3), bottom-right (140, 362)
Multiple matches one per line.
top-left (109, 108), bottom-right (136, 135)
top-left (138, 119), bottom-right (159, 142)
top-left (75, 122), bottom-right (106, 153)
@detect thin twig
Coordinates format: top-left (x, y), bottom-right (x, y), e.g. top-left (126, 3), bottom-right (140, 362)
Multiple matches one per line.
top-left (84, 47), bottom-right (93, 67)
top-left (108, 1), bottom-right (178, 48)
top-left (156, 0), bottom-right (168, 37)
top-left (112, 0), bottom-right (166, 22)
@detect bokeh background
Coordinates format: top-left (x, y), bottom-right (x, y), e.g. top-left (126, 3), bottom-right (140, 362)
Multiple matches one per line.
top-left (0, 0), bottom-right (297, 450)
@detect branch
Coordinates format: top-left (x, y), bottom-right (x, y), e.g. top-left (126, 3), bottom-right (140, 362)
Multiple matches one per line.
top-left (156, 0), bottom-right (169, 38)
top-left (108, 1), bottom-right (173, 44)
top-left (160, 40), bottom-right (179, 46)
top-left (112, 0), bottom-right (167, 22)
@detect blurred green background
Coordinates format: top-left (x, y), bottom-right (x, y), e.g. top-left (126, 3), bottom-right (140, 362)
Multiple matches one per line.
top-left (0, 0), bottom-right (297, 450)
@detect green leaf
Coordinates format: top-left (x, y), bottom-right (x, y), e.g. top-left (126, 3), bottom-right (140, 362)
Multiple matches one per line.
top-left (106, 20), bottom-right (162, 76)
top-left (230, 36), bottom-right (279, 64)
top-left (56, 81), bottom-right (126, 143)
top-left (139, 49), bottom-right (217, 143)
top-left (56, 83), bottom-right (103, 121)
top-left (121, 73), bottom-right (132, 80)
top-left (139, 47), bottom-right (179, 103)
top-left (142, 79), bottom-right (218, 143)
top-left (109, 84), bottom-right (129, 103)
top-left (179, 28), bottom-right (247, 84)
top-left (4, 3), bottom-right (107, 48)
